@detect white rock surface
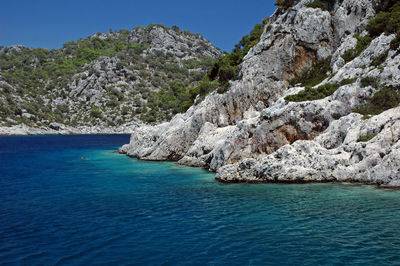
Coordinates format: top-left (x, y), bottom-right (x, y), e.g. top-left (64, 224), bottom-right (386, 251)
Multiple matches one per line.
top-left (216, 108), bottom-right (400, 187)
top-left (121, 0), bottom-right (400, 187)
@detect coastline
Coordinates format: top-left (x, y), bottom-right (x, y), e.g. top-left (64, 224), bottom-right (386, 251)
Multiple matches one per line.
top-left (3, 129), bottom-right (398, 190)
top-left (0, 123), bottom-right (137, 136)
top-left (118, 145), bottom-right (400, 189)
top-left (215, 176), bottom-right (400, 190)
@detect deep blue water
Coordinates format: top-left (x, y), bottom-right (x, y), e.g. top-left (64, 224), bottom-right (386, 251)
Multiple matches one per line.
top-left (1, 135), bottom-right (400, 265)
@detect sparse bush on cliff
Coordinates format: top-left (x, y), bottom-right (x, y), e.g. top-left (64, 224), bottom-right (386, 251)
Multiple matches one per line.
top-left (306, 1), bottom-right (328, 11)
top-left (217, 64), bottom-right (238, 84)
top-left (172, 25), bottom-right (180, 32)
top-left (390, 34), bottom-right (400, 50)
top-left (367, 1), bottom-right (400, 50)
top-left (352, 86), bottom-right (400, 117)
top-left (274, 0), bottom-right (298, 10)
top-left (357, 133), bottom-right (378, 142)
top-left (370, 50), bottom-right (389, 66)
top-left (367, 2), bottom-right (400, 36)
top-left (90, 106), bottom-right (102, 118)
top-left (208, 23), bottom-right (264, 86)
top-left (141, 78), bottom-right (219, 121)
top-left (121, 106), bottom-right (130, 116)
top-left (341, 34), bottom-right (372, 63)
top-left (217, 82), bottom-right (230, 94)
top-left (285, 83), bottom-right (340, 102)
top-left (360, 76), bottom-right (379, 88)
top-left (374, 0), bottom-right (398, 12)
top-left (339, 78), bottom-right (358, 86)
top-left (276, 0), bottom-right (336, 11)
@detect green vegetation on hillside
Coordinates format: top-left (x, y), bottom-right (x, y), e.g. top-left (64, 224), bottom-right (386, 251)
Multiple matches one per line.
top-left (0, 39), bottom-right (147, 96)
top-left (360, 76), bottom-right (379, 88)
top-left (341, 34), bottom-right (372, 63)
top-left (135, 20), bottom-right (270, 122)
top-left (357, 133), bottom-right (378, 142)
top-left (141, 20), bottom-right (270, 122)
top-left (285, 83), bottom-right (340, 102)
top-left (3, 0), bottom-right (399, 128)
top-left (367, 0), bottom-right (400, 50)
top-left (274, 0), bottom-right (298, 10)
top-left (287, 0), bottom-right (398, 106)
top-left (370, 50), bottom-right (389, 66)
top-left (306, 1), bottom-right (328, 11)
top-left (339, 78), bottom-right (358, 86)
top-left (285, 78), bottom-right (357, 102)
top-left (290, 0), bottom-right (398, 92)
top-left (275, 0), bottom-right (336, 11)
top-left (0, 19), bottom-right (272, 126)
top-left (352, 86), bottom-right (400, 117)
top-left (207, 22), bottom-right (265, 88)
top-left (0, 25), bottom-right (219, 126)
top-left (341, 0), bottom-right (400, 63)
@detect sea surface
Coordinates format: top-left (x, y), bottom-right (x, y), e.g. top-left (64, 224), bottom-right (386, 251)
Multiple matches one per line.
top-left (1, 135), bottom-right (400, 265)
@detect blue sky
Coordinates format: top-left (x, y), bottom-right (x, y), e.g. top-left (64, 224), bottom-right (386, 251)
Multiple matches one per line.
top-left (0, 0), bottom-right (276, 52)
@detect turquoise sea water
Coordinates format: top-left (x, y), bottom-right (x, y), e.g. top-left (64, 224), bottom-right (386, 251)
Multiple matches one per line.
top-left (1, 135), bottom-right (400, 265)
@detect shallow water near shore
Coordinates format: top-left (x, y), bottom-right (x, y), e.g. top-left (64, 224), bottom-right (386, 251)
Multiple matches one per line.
top-left (1, 135), bottom-right (400, 265)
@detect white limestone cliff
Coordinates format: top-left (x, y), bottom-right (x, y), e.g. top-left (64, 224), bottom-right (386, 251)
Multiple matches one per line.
top-left (121, 0), bottom-right (400, 187)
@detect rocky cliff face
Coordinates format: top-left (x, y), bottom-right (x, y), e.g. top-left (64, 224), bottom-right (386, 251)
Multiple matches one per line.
top-left (0, 25), bottom-right (221, 131)
top-left (121, 0), bottom-right (400, 187)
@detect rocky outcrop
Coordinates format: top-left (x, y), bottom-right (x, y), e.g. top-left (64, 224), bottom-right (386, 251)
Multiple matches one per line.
top-left (216, 107), bottom-right (400, 187)
top-left (93, 24), bottom-right (221, 58)
top-left (121, 0), bottom-right (400, 186)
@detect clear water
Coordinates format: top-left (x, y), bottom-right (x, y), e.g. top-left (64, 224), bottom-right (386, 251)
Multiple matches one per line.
top-left (1, 135), bottom-right (400, 265)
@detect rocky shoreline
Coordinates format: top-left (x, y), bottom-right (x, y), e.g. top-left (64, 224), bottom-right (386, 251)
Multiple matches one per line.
top-left (215, 107), bottom-right (400, 187)
top-left (0, 122), bottom-right (139, 136)
top-left (119, 0), bottom-right (400, 187)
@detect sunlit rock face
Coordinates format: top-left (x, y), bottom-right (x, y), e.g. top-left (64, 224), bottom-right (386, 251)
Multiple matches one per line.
top-left (122, 0), bottom-right (400, 187)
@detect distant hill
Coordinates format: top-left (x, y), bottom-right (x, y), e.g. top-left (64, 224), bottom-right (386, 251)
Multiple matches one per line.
top-left (0, 24), bottom-right (222, 128)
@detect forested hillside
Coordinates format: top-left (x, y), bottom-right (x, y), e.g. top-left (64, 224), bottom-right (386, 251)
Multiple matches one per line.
top-left (0, 24), bottom-right (221, 127)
